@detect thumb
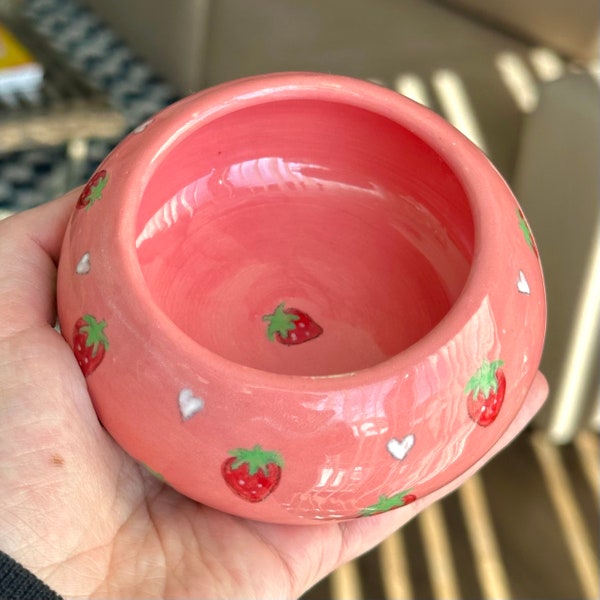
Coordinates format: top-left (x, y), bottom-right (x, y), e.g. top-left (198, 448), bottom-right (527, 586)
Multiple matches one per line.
top-left (0, 189), bottom-right (79, 336)
top-left (0, 188), bottom-right (105, 472)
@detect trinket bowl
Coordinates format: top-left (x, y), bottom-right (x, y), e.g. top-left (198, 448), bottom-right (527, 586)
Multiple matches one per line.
top-left (57, 72), bottom-right (546, 523)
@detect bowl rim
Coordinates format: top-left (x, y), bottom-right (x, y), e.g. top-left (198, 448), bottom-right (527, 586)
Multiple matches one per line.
top-left (114, 71), bottom-right (512, 391)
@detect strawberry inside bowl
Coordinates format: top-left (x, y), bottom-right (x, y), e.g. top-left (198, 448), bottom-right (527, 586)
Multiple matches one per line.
top-left (58, 73), bottom-right (546, 523)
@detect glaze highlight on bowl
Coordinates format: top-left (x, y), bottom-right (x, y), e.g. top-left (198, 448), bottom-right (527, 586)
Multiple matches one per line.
top-left (57, 72), bottom-right (546, 523)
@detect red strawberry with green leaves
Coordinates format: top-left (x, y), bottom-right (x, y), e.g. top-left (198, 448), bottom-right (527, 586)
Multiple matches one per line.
top-left (361, 490), bottom-right (416, 516)
top-left (263, 303), bottom-right (323, 345)
top-left (465, 359), bottom-right (506, 427)
top-left (73, 314), bottom-right (109, 376)
top-left (222, 444), bottom-right (284, 503)
top-left (76, 169), bottom-right (108, 210)
top-left (517, 207), bottom-right (538, 257)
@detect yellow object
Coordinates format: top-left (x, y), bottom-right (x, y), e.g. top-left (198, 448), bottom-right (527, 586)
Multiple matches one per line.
top-left (0, 22), bottom-right (43, 94)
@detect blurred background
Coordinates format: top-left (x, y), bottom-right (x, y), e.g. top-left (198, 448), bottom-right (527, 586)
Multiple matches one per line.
top-left (0, 0), bottom-right (598, 597)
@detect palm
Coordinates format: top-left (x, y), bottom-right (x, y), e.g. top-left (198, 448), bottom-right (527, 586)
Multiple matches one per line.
top-left (0, 191), bottom-right (547, 599)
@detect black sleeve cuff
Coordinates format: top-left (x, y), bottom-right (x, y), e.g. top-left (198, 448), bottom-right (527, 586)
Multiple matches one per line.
top-left (0, 551), bottom-right (63, 600)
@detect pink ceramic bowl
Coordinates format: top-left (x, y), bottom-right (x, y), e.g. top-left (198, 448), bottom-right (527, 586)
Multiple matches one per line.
top-left (57, 72), bottom-right (546, 523)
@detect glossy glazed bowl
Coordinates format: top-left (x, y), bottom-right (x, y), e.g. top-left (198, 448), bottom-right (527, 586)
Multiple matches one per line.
top-left (57, 72), bottom-right (546, 523)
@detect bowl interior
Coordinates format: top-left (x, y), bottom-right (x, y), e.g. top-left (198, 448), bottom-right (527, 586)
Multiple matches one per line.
top-left (135, 99), bottom-right (474, 376)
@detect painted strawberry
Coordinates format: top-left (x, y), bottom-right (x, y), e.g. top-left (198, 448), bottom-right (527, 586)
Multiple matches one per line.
top-left (76, 169), bottom-right (108, 210)
top-left (262, 303), bottom-right (323, 345)
top-left (222, 444), bottom-right (284, 503)
top-left (72, 314), bottom-right (109, 376)
top-left (465, 359), bottom-right (506, 427)
top-left (361, 490), bottom-right (416, 517)
top-left (517, 207), bottom-right (538, 257)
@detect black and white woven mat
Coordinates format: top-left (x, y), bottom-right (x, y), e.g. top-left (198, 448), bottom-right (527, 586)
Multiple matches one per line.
top-left (0, 0), bottom-right (179, 214)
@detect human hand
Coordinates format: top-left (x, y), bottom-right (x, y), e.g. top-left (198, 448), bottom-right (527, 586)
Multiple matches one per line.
top-left (0, 189), bottom-right (548, 599)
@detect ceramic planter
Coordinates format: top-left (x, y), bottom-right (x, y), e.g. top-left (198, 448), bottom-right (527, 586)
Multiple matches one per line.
top-left (57, 72), bottom-right (546, 523)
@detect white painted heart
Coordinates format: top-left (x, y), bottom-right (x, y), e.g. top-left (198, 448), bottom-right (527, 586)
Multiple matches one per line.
top-left (387, 434), bottom-right (415, 461)
top-left (76, 252), bottom-right (91, 274)
top-left (133, 118), bottom-right (153, 134)
top-left (178, 388), bottom-right (204, 421)
top-left (517, 269), bottom-right (530, 295)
